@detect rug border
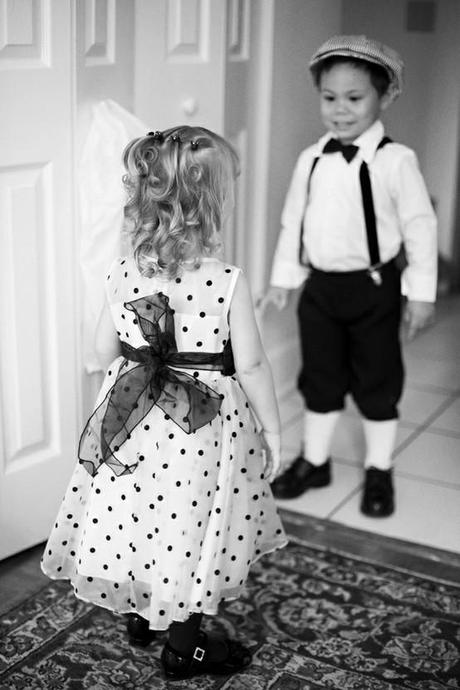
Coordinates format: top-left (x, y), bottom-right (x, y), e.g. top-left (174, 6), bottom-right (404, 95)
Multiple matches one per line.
top-left (286, 534), bottom-right (460, 590)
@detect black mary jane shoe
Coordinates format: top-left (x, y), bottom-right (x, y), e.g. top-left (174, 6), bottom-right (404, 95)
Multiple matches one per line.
top-left (360, 467), bottom-right (394, 518)
top-left (160, 630), bottom-right (252, 680)
top-left (126, 613), bottom-right (156, 646)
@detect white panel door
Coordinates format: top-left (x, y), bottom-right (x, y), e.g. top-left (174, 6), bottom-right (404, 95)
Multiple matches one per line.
top-left (0, 0), bottom-right (78, 559)
top-left (134, 0), bottom-right (265, 274)
top-left (134, 0), bottom-right (227, 133)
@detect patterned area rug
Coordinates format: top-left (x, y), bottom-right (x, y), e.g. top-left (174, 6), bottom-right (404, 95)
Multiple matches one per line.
top-left (1, 538), bottom-right (459, 689)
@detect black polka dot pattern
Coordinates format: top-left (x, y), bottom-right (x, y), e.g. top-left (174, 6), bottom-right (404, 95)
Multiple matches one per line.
top-left (40, 256), bottom-right (287, 631)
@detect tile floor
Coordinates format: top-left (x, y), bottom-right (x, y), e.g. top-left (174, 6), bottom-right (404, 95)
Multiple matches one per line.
top-left (276, 294), bottom-right (460, 554)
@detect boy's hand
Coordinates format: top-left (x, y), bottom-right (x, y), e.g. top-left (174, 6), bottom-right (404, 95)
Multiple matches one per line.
top-left (257, 286), bottom-right (290, 311)
top-left (404, 300), bottom-right (435, 340)
top-left (260, 430), bottom-right (281, 483)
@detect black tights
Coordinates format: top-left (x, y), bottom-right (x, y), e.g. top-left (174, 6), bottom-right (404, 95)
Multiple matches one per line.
top-left (168, 613), bottom-right (203, 656)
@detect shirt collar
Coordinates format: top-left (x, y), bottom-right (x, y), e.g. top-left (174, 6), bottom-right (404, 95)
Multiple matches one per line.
top-left (353, 120), bottom-right (385, 163)
top-left (315, 120), bottom-right (385, 163)
top-left (314, 131), bottom-right (335, 156)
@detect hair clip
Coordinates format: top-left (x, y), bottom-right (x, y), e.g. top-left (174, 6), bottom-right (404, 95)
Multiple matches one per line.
top-left (147, 130), bottom-right (164, 143)
top-left (190, 140), bottom-right (199, 150)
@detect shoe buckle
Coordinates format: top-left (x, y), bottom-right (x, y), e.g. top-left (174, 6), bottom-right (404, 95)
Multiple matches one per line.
top-left (193, 646), bottom-right (205, 662)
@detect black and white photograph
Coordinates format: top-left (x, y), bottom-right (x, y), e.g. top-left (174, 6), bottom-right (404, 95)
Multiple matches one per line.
top-left (1, 1), bottom-right (459, 687)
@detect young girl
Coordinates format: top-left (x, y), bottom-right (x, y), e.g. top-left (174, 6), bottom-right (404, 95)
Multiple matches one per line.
top-left (41, 125), bottom-right (287, 680)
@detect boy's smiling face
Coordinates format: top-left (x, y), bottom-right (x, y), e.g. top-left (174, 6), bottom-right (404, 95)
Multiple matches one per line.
top-left (319, 62), bottom-right (390, 143)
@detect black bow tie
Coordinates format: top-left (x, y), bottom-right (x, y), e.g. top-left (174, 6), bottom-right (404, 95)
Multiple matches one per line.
top-left (323, 138), bottom-right (359, 163)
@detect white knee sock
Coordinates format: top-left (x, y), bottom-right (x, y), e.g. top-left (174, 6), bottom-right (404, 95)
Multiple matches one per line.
top-left (363, 419), bottom-right (398, 470)
top-left (303, 410), bottom-right (340, 466)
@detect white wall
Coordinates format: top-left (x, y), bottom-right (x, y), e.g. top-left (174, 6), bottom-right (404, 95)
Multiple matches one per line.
top-left (265, 0), bottom-right (343, 284)
top-left (422, 1), bottom-right (460, 258)
top-left (342, 0), bottom-right (460, 259)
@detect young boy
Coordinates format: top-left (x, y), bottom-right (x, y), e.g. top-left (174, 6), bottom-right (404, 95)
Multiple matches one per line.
top-left (264, 35), bottom-right (437, 517)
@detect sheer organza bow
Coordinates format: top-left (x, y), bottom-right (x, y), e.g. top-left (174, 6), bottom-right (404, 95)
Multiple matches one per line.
top-left (78, 292), bottom-right (228, 477)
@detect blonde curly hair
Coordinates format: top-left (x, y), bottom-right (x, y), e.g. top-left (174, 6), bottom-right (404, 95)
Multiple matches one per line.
top-left (122, 125), bottom-right (239, 279)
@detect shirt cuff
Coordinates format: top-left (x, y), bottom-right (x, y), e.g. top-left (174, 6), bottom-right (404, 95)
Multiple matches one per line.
top-left (401, 268), bottom-right (437, 303)
top-left (270, 259), bottom-right (309, 289)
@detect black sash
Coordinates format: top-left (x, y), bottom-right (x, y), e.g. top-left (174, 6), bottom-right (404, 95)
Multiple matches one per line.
top-left (78, 292), bottom-right (234, 478)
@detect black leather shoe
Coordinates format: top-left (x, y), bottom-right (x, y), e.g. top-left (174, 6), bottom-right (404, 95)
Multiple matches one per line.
top-left (361, 468), bottom-right (394, 517)
top-left (271, 456), bottom-right (331, 499)
top-left (161, 630), bottom-right (252, 680)
top-left (126, 613), bottom-right (156, 646)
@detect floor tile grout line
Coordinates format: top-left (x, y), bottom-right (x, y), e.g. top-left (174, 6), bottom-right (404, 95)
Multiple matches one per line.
top-left (327, 428), bottom-right (460, 518)
top-left (280, 383), bottom-right (460, 467)
top-left (392, 471), bottom-right (460, 491)
top-left (281, 410), bottom-right (304, 433)
top-left (281, 392), bottom-right (460, 431)
top-left (404, 382), bottom-right (460, 395)
top-left (425, 425), bottom-right (460, 439)
top-left (393, 391), bottom-right (460, 457)
top-left (326, 468), bottom-right (460, 522)
top-left (404, 347), bottom-right (460, 364)
top-left (327, 483), bottom-right (364, 520)
top-left (324, 452), bottom-right (460, 490)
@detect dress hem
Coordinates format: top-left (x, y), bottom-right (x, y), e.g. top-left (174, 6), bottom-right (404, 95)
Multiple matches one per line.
top-left (40, 537), bottom-right (288, 631)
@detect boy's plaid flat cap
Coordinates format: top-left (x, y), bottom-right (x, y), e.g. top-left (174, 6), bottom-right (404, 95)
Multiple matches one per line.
top-left (309, 35), bottom-right (404, 100)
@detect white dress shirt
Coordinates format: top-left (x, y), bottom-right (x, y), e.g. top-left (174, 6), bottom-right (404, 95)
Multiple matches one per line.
top-left (270, 120), bottom-right (438, 302)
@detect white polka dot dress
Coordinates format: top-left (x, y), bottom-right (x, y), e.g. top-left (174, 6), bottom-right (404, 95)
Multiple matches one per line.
top-left (41, 256), bottom-right (287, 630)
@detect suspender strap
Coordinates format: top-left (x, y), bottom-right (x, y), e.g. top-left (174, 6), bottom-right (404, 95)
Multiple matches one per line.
top-left (358, 136), bottom-right (393, 271)
top-left (298, 136), bottom-right (393, 272)
top-left (298, 156), bottom-right (319, 266)
top-left (377, 136), bottom-right (393, 149)
top-left (359, 162), bottom-right (380, 267)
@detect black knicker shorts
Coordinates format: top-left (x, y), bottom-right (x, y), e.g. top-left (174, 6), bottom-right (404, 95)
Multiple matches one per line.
top-left (297, 260), bottom-right (404, 421)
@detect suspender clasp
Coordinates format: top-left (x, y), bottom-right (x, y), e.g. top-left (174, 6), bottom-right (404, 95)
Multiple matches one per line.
top-left (368, 263), bottom-right (383, 286)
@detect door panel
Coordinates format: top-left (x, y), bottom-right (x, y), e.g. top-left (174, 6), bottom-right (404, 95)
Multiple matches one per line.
top-left (0, 0), bottom-right (77, 559)
top-left (76, 0), bottom-right (135, 142)
top-left (135, 0), bottom-right (226, 133)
